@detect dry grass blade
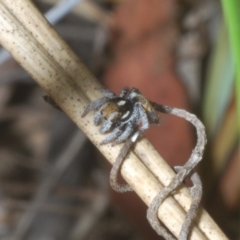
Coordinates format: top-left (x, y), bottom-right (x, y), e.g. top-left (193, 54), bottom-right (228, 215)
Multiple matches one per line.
top-left (0, 1), bottom-right (228, 239)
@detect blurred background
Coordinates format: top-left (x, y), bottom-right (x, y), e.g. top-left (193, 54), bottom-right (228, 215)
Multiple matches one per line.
top-left (0, 0), bottom-right (239, 239)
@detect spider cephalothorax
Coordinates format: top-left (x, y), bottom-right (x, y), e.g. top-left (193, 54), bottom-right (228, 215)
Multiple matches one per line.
top-left (82, 87), bottom-right (159, 145)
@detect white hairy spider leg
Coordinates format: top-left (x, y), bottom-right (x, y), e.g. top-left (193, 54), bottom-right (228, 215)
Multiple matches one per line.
top-left (100, 127), bottom-right (123, 145)
top-left (100, 88), bottom-right (117, 98)
top-left (113, 105), bottom-right (140, 144)
top-left (128, 105), bottom-right (149, 143)
top-left (82, 97), bottom-right (109, 117)
top-left (93, 110), bottom-right (104, 125)
top-left (108, 105), bottom-right (151, 193)
top-left (109, 107), bottom-right (149, 192)
top-left (100, 112), bottom-right (121, 133)
top-left (114, 122), bottom-right (136, 144)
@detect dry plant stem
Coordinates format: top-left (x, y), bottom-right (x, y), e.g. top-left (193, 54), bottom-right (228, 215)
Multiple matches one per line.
top-left (0, 1), bottom-right (228, 240)
top-left (1, 0), bottom-right (102, 100)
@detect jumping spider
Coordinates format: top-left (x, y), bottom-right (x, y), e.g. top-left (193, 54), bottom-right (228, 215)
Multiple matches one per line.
top-left (82, 87), bottom-right (159, 145)
top-left (82, 87), bottom-right (207, 240)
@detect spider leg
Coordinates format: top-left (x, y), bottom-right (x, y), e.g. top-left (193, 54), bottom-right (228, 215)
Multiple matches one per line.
top-left (100, 88), bottom-right (117, 98)
top-left (100, 112), bottom-right (121, 134)
top-left (109, 104), bottom-right (150, 192)
top-left (114, 122), bottom-right (136, 144)
top-left (138, 104), bottom-right (150, 131)
top-left (129, 104), bottom-right (150, 142)
top-left (100, 127), bottom-right (123, 145)
top-left (93, 110), bottom-right (104, 125)
top-left (112, 104), bottom-right (141, 144)
top-left (81, 97), bottom-right (109, 117)
top-left (119, 87), bottom-right (131, 98)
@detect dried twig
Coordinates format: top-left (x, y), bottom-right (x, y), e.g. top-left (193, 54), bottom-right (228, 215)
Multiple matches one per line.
top-left (147, 104), bottom-right (206, 240)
